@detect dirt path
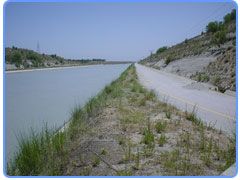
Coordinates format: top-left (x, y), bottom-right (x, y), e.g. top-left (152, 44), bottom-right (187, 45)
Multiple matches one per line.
top-left (135, 63), bottom-right (236, 135)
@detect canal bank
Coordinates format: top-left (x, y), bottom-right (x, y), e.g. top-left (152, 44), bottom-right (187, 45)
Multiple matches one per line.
top-left (6, 64), bottom-right (236, 176)
top-left (5, 64), bottom-right (130, 167)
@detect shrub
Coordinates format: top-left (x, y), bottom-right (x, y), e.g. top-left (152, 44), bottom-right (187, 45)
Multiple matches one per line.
top-left (165, 55), bottom-right (173, 65)
top-left (26, 52), bottom-right (42, 63)
top-left (202, 74), bottom-right (210, 82)
top-left (206, 21), bottom-right (225, 33)
top-left (12, 53), bottom-right (22, 67)
top-left (197, 74), bottom-right (201, 82)
top-left (213, 77), bottom-right (220, 86)
top-left (211, 30), bottom-right (227, 45)
top-left (156, 46), bottom-right (168, 54)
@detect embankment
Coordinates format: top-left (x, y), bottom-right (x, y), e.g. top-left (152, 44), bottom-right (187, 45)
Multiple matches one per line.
top-left (7, 64), bottom-right (235, 176)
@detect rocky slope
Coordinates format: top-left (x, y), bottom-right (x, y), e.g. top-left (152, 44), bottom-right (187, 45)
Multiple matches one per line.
top-left (139, 18), bottom-right (236, 92)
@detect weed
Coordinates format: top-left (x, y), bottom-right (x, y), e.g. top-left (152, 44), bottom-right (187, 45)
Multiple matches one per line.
top-left (159, 134), bottom-right (166, 146)
top-left (143, 145), bottom-right (155, 157)
top-left (155, 121), bottom-right (167, 133)
top-left (142, 119), bottom-right (155, 148)
top-left (79, 167), bottom-right (92, 176)
top-left (213, 77), bottom-right (220, 86)
top-left (145, 90), bottom-right (157, 101)
top-left (116, 166), bottom-right (133, 176)
top-left (133, 148), bottom-right (140, 170)
top-left (184, 107), bottom-right (200, 125)
top-left (202, 74), bottom-right (210, 82)
top-left (92, 156), bottom-right (100, 167)
top-left (197, 74), bottom-right (201, 82)
top-left (101, 149), bottom-right (107, 155)
top-left (139, 97), bottom-right (146, 106)
top-left (143, 130), bottom-right (155, 147)
top-left (120, 112), bottom-right (145, 124)
top-left (165, 109), bottom-right (172, 119)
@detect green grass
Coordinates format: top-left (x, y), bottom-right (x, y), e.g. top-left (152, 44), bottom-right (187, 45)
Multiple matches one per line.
top-left (7, 126), bottom-right (68, 176)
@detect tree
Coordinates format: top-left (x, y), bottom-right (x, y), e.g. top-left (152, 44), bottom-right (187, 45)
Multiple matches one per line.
top-left (206, 21), bottom-right (226, 33)
top-left (156, 46), bottom-right (168, 54)
top-left (224, 9), bottom-right (236, 24)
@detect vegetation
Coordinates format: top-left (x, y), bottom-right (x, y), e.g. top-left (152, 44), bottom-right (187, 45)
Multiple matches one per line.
top-left (165, 55), bottom-right (173, 65)
top-left (224, 9), bottom-right (236, 24)
top-left (156, 46), bottom-right (168, 54)
top-left (206, 21), bottom-right (226, 33)
top-left (7, 64), bottom-right (236, 176)
top-left (5, 47), bottom-right (132, 70)
top-left (206, 9), bottom-right (236, 45)
top-left (139, 9), bottom-right (236, 68)
top-left (155, 121), bottom-right (167, 133)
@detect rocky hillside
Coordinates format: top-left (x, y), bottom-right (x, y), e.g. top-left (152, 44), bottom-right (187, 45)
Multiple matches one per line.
top-left (191, 46), bottom-right (236, 92)
top-left (139, 10), bottom-right (236, 92)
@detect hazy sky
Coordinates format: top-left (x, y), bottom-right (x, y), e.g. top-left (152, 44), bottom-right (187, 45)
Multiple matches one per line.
top-left (5, 1), bottom-right (236, 61)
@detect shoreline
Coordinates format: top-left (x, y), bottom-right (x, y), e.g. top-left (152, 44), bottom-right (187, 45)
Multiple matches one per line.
top-left (5, 63), bottom-right (131, 74)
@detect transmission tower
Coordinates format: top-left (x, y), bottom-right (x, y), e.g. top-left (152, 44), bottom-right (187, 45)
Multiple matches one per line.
top-left (37, 41), bottom-right (40, 53)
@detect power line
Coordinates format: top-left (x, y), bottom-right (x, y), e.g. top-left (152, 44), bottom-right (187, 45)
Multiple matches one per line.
top-left (187, 6), bottom-right (235, 38)
top-left (155, 4), bottom-right (235, 51)
top-left (183, 2), bottom-right (229, 36)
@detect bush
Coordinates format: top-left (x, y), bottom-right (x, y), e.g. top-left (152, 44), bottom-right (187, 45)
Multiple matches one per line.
top-left (202, 74), bottom-right (210, 82)
top-left (156, 46), bottom-right (168, 54)
top-left (12, 53), bottom-right (22, 66)
top-left (206, 21), bottom-right (225, 33)
top-left (26, 52), bottom-right (42, 63)
top-left (165, 55), bottom-right (173, 65)
top-left (211, 30), bottom-right (227, 45)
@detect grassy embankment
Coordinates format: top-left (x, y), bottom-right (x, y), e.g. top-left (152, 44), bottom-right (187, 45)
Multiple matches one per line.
top-left (7, 64), bottom-right (235, 176)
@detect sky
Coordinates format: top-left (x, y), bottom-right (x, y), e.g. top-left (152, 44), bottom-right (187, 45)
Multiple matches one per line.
top-left (5, 1), bottom-right (236, 61)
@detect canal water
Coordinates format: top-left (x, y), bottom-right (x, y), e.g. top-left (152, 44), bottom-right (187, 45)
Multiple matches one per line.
top-left (5, 64), bottom-right (130, 164)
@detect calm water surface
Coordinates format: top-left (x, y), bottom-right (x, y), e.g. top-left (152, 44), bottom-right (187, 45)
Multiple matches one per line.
top-left (5, 64), bottom-right (130, 163)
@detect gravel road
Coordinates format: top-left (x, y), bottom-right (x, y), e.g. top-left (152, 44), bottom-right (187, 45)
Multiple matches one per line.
top-left (136, 63), bottom-right (236, 135)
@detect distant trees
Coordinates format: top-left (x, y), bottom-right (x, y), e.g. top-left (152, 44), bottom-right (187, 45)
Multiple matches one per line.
top-left (156, 46), bottom-right (168, 54)
top-left (92, 59), bottom-right (106, 62)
